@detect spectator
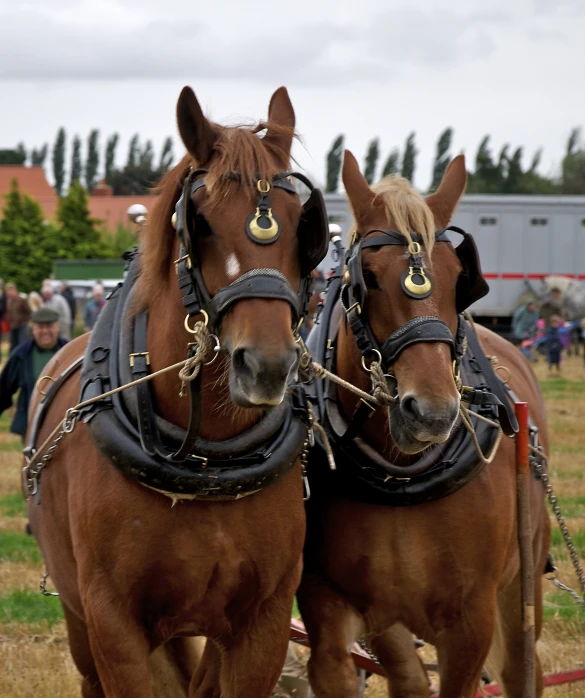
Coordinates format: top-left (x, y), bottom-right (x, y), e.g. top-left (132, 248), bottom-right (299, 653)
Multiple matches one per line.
top-left (0, 278), bottom-right (5, 361)
top-left (512, 301), bottom-right (539, 345)
top-left (0, 307), bottom-right (68, 438)
top-left (5, 282), bottom-right (31, 351)
top-left (41, 282), bottom-right (71, 340)
top-left (545, 315), bottom-right (563, 375)
top-left (59, 281), bottom-right (76, 336)
top-left (540, 288), bottom-right (564, 328)
top-left (27, 291), bottom-right (43, 314)
top-left (83, 283), bottom-right (106, 332)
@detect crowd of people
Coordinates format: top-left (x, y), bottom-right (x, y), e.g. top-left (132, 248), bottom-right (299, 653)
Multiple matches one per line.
top-left (0, 278), bottom-right (106, 438)
top-left (512, 287), bottom-right (583, 374)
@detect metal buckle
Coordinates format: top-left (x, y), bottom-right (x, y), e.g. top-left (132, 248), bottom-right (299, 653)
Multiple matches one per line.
top-left (174, 254), bottom-right (192, 273)
top-left (344, 301), bottom-right (361, 316)
top-left (129, 352), bottom-right (150, 368)
top-left (187, 454), bottom-right (208, 468)
top-left (460, 385), bottom-right (475, 402)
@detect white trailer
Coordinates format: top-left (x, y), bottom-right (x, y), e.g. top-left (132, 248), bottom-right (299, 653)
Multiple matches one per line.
top-left (322, 193), bottom-right (585, 331)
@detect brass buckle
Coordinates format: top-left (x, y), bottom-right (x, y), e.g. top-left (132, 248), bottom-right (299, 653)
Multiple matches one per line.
top-left (129, 352), bottom-right (150, 368)
top-left (187, 454), bottom-right (208, 468)
top-left (174, 254), bottom-right (192, 274)
top-left (460, 385), bottom-right (475, 403)
top-left (344, 301), bottom-right (361, 316)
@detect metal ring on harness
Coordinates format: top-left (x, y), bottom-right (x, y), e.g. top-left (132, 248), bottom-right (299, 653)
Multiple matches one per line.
top-left (361, 349), bottom-right (382, 373)
top-left (203, 334), bottom-right (222, 366)
top-left (494, 365), bottom-right (511, 384)
top-left (36, 375), bottom-right (56, 396)
top-left (184, 310), bottom-right (209, 333)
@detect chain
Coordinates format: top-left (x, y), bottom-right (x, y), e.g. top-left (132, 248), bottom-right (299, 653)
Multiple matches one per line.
top-left (22, 408), bottom-right (79, 498)
top-left (531, 451), bottom-right (585, 606)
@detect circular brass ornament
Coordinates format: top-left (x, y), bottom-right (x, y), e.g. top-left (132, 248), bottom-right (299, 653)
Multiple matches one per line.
top-left (171, 211), bottom-right (177, 230)
top-left (246, 208), bottom-right (280, 243)
top-left (256, 179), bottom-right (271, 194)
top-left (401, 267), bottom-right (433, 299)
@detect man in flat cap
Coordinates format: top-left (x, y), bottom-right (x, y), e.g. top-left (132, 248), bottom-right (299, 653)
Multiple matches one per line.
top-left (0, 307), bottom-right (68, 438)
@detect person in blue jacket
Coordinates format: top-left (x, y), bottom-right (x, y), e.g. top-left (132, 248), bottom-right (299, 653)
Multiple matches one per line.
top-left (0, 307), bottom-right (68, 439)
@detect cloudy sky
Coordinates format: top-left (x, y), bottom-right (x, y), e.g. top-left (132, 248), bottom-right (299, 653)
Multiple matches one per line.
top-left (1, 0), bottom-right (584, 190)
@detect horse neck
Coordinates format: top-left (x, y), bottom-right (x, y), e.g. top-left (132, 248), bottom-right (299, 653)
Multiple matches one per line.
top-left (144, 274), bottom-right (262, 441)
top-left (335, 320), bottom-right (410, 465)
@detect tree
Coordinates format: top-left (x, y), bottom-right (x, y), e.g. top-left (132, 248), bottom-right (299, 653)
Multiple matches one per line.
top-left (139, 140), bottom-right (154, 171)
top-left (429, 128), bottom-right (453, 191)
top-left (401, 133), bottom-right (417, 183)
top-left (159, 137), bottom-right (174, 173)
top-left (31, 144), bottom-right (48, 168)
top-left (364, 138), bottom-right (379, 185)
top-left (52, 127), bottom-right (66, 196)
top-left (0, 146), bottom-right (27, 165)
top-left (0, 180), bottom-right (56, 291)
top-left (562, 128), bottom-right (585, 194)
top-left (105, 133), bottom-right (119, 185)
top-left (85, 129), bottom-right (100, 192)
top-left (382, 149), bottom-right (400, 178)
top-left (54, 181), bottom-right (107, 259)
top-left (127, 134), bottom-right (140, 169)
top-left (325, 135), bottom-right (344, 193)
top-left (70, 136), bottom-right (82, 186)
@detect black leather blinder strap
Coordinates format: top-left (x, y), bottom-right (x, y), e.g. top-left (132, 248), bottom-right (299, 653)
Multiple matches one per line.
top-left (381, 316), bottom-right (456, 366)
top-left (211, 269), bottom-right (301, 322)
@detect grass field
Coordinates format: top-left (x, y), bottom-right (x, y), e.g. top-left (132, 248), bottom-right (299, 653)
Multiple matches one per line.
top-left (0, 349), bottom-right (583, 696)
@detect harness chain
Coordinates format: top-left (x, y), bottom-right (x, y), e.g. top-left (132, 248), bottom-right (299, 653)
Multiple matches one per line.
top-left (462, 406), bottom-right (585, 607)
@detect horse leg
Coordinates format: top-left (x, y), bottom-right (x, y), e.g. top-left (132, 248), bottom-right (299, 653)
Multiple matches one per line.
top-left (189, 640), bottom-right (222, 698)
top-left (297, 575), bottom-right (363, 698)
top-left (433, 595), bottom-right (496, 698)
top-left (368, 624), bottom-right (430, 698)
top-left (62, 604), bottom-right (105, 698)
top-left (487, 574), bottom-right (544, 698)
top-left (217, 592), bottom-right (298, 698)
top-left (83, 590), bottom-right (156, 698)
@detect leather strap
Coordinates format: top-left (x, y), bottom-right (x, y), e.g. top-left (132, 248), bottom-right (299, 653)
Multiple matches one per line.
top-left (381, 316), bottom-right (456, 366)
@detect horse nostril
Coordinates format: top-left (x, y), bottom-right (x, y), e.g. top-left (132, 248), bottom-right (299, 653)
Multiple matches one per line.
top-left (400, 394), bottom-right (423, 424)
top-left (233, 348), bottom-right (261, 380)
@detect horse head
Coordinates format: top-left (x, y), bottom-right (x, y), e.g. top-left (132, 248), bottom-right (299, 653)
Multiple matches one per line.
top-left (142, 86), bottom-right (327, 410)
top-left (342, 150), bottom-right (487, 454)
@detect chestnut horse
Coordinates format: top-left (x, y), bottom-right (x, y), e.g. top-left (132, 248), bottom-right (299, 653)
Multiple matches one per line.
top-left (25, 87), bottom-right (321, 698)
top-left (298, 152), bottom-right (551, 697)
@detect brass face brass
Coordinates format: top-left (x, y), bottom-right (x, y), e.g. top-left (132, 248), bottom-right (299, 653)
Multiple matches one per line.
top-left (247, 208), bottom-right (280, 241)
top-left (403, 267), bottom-right (432, 297)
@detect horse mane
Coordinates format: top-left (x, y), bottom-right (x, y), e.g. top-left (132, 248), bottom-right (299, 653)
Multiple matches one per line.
top-left (363, 176), bottom-right (436, 255)
top-left (135, 120), bottom-right (296, 308)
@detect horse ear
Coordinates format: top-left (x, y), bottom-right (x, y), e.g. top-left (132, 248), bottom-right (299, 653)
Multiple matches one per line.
top-left (263, 86), bottom-right (295, 155)
top-left (342, 150), bottom-right (376, 226)
top-left (176, 86), bottom-right (216, 166)
top-left (425, 154), bottom-right (467, 227)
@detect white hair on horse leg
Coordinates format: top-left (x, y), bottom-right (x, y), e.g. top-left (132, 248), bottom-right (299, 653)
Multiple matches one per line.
top-left (226, 254), bottom-right (240, 279)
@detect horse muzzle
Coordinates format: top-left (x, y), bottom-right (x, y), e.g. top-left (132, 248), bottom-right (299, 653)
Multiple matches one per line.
top-left (398, 392), bottom-right (460, 445)
top-left (230, 345), bottom-right (300, 407)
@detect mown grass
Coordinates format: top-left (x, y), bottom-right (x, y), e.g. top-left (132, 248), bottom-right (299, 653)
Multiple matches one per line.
top-left (0, 531), bottom-right (42, 564)
top-left (0, 492), bottom-right (27, 517)
top-left (0, 589), bottom-right (64, 628)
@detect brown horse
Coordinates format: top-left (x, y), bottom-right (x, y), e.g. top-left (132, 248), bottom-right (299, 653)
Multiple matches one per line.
top-left (297, 151), bottom-right (551, 697)
top-left (25, 86), bottom-right (322, 698)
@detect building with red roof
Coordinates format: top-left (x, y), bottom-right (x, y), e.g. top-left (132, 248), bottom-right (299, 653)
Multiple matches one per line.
top-left (0, 166), bottom-right (156, 231)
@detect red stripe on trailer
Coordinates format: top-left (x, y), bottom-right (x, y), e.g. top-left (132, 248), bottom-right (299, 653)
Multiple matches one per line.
top-left (481, 273), bottom-right (585, 279)
top-left (471, 669), bottom-right (585, 696)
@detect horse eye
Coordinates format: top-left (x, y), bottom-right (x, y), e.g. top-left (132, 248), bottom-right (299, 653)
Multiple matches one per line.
top-left (194, 213), bottom-right (212, 237)
top-left (363, 268), bottom-right (379, 290)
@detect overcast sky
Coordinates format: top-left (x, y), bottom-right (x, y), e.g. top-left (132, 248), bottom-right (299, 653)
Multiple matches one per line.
top-left (1, 0), bottom-right (584, 190)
